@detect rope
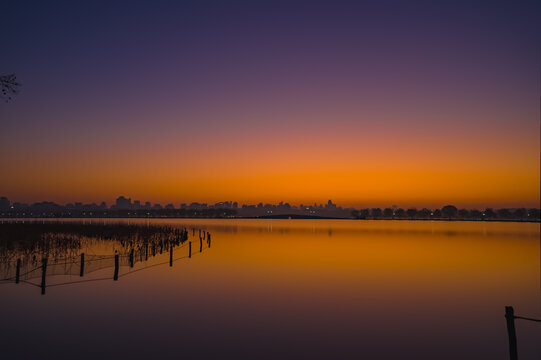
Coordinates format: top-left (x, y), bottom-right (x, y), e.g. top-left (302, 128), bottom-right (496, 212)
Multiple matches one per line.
top-left (118, 243), bottom-right (208, 278)
top-left (514, 315), bottom-right (541, 323)
top-left (0, 265), bottom-right (42, 281)
top-left (47, 277), bottom-right (112, 288)
top-left (119, 255), bottom-right (189, 278)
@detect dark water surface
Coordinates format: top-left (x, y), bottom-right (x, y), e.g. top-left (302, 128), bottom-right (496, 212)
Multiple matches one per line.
top-left (0, 219), bottom-right (539, 359)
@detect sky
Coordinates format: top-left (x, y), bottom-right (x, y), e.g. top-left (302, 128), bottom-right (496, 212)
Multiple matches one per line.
top-left (0, 0), bottom-right (539, 208)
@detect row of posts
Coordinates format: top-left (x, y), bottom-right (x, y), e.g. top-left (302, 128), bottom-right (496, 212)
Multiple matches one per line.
top-left (13, 228), bottom-right (210, 294)
top-left (14, 258), bottom-right (50, 295)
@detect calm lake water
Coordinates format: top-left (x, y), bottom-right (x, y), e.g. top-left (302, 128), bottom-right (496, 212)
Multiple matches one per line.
top-left (0, 219), bottom-right (539, 359)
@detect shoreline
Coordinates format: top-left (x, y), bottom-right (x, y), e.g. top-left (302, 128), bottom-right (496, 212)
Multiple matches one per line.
top-left (1, 216), bottom-right (539, 224)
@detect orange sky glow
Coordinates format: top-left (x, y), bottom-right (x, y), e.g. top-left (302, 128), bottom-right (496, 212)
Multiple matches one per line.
top-left (1, 108), bottom-right (538, 208)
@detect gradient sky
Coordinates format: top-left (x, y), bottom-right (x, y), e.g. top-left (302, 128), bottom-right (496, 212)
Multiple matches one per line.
top-left (1, 0), bottom-right (539, 208)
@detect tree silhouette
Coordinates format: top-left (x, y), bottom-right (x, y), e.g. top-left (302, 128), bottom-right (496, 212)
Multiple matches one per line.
top-left (360, 208), bottom-right (370, 219)
top-left (513, 208), bottom-right (526, 220)
top-left (441, 205), bottom-right (458, 219)
top-left (0, 74), bottom-right (21, 102)
top-left (484, 208), bottom-right (496, 219)
top-left (528, 208), bottom-right (540, 219)
top-left (406, 208), bottom-right (418, 219)
top-left (371, 208), bottom-right (383, 219)
top-left (497, 208), bottom-right (511, 219)
top-left (419, 208), bottom-right (431, 218)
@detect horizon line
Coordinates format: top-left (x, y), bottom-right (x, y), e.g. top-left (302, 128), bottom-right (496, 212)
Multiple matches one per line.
top-left (1, 196), bottom-right (539, 211)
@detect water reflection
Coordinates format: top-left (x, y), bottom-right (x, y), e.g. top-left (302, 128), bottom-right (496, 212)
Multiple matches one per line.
top-left (0, 222), bottom-right (212, 295)
top-left (0, 219), bottom-right (539, 359)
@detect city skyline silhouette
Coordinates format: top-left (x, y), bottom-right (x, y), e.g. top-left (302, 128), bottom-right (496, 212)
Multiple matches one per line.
top-left (1, 195), bottom-right (539, 220)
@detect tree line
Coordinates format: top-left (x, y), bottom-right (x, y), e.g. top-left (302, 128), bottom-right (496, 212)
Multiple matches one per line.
top-left (351, 205), bottom-right (540, 221)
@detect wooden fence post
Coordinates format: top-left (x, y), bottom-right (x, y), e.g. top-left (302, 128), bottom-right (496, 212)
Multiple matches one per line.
top-left (15, 259), bottom-right (21, 284)
top-left (41, 258), bottom-right (48, 295)
top-left (505, 306), bottom-right (518, 360)
top-left (114, 253), bottom-right (119, 281)
top-left (80, 253), bottom-right (85, 277)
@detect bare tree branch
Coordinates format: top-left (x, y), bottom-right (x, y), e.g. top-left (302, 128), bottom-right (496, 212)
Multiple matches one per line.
top-left (0, 74), bottom-right (21, 102)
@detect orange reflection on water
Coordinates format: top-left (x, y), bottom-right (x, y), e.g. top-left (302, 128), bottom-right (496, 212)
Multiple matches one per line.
top-left (1, 219), bottom-right (539, 359)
